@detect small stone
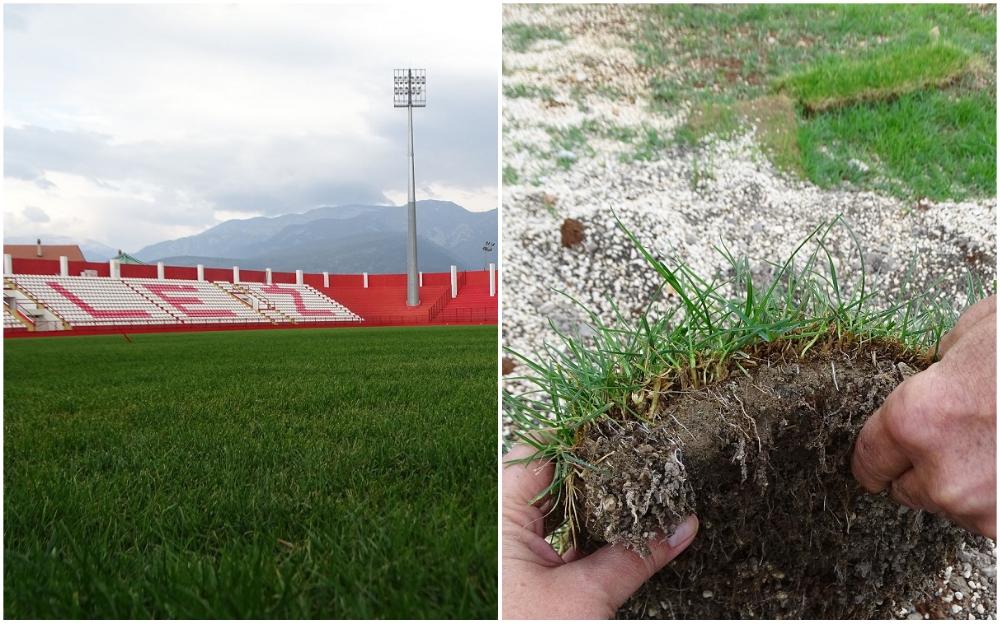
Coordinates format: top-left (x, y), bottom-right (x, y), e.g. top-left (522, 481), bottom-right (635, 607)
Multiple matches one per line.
top-left (951, 605), bottom-right (962, 614)
top-left (556, 149), bottom-right (577, 162)
top-left (702, 590), bottom-right (714, 599)
top-left (502, 357), bottom-right (516, 376)
top-left (955, 592), bottom-right (964, 601)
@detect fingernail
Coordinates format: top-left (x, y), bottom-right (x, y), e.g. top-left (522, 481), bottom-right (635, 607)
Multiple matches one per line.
top-left (667, 515), bottom-right (697, 548)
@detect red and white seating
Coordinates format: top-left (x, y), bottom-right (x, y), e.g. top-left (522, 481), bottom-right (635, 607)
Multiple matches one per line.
top-left (236, 282), bottom-right (362, 323)
top-left (5, 274), bottom-right (362, 329)
top-left (10, 275), bottom-right (180, 326)
top-left (126, 278), bottom-right (267, 324)
top-left (4, 306), bottom-right (25, 330)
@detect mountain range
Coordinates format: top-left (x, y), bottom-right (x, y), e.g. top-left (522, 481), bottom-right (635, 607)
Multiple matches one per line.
top-left (136, 200), bottom-right (497, 273)
top-left (6, 201), bottom-right (497, 273)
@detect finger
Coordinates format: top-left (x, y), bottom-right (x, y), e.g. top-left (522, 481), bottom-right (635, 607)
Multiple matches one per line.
top-left (940, 296), bottom-right (996, 356)
top-left (889, 469), bottom-right (940, 514)
top-left (565, 515), bottom-right (698, 611)
top-left (561, 546), bottom-right (583, 563)
top-left (502, 444), bottom-right (556, 509)
top-left (852, 400), bottom-right (913, 493)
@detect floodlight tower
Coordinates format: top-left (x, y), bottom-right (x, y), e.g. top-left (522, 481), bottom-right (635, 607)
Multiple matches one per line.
top-left (394, 68), bottom-right (426, 307)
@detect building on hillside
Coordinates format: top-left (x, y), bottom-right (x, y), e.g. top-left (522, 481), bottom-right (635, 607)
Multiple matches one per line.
top-left (4, 239), bottom-right (86, 262)
top-left (112, 250), bottom-right (144, 264)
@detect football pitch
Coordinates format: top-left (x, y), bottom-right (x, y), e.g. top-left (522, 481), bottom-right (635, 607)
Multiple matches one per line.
top-left (4, 326), bottom-right (497, 618)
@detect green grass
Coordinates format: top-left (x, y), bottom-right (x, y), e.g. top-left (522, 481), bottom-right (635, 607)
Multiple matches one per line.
top-left (636, 4), bottom-right (996, 201)
top-left (799, 89), bottom-right (996, 199)
top-left (4, 326), bottom-right (497, 619)
top-left (504, 83), bottom-right (555, 100)
top-left (504, 22), bottom-right (568, 53)
top-left (503, 164), bottom-right (520, 185)
top-left (503, 216), bottom-right (985, 542)
top-left (776, 42), bottom-right (975, 111)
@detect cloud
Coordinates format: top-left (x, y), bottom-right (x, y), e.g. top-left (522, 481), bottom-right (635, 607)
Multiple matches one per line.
top-left (23, 206), bottom-right (49, 223)
top-left (3, 3), bottom-right (498, 251)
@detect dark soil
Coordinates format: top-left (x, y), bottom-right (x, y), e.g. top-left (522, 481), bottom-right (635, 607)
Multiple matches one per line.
top-left (572, 337), bottom-right (986, 619)
top-left (561, 218), bottom-right (586, 247)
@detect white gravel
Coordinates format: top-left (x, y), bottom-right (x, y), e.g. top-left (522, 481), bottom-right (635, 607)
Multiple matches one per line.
top-left (502, 4), bottom-right (997, 620)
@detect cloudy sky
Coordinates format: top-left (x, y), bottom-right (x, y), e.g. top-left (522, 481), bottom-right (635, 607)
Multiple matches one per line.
top-left (3, 3), bottom-right (498, 252)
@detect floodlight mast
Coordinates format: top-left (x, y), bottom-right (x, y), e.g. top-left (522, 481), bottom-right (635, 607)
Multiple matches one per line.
top-left (394, 68), bottom-right (426, 307)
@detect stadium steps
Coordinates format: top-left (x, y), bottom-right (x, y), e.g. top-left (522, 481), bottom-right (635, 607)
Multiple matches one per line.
top-left (4, 279), bottom-right (71, 330)
top-left (216, 282), bottom-right (293, 323)
top-left (118, 280), bottom-right (188, 321)
top-left (212, 282), bottom-right (283, 323)
top-left (3, 303), bottom-right (32, 330)
top-left (236, 282), bottom-right (361, 323)
top-left (431, 287), bottom-right (498, 323)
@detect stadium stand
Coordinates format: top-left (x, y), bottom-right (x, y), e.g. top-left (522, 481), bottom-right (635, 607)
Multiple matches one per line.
top-left (3, 254), bottom-right (495, 336)
top-left (127, 279), bottom-right (268, 324)
top-left (233, 282), bottom-right (362, 323)
top-left (9, 275), bottom-right (181, 327)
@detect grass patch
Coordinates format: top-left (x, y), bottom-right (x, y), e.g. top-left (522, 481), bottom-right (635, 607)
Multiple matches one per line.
top-left (546, 121), bottom-right (600, 169)
top-left (503, 164), bottom-right (520, 185)
top-left (504, 83), bottom-right (555, 99)
top-left (636, 4), bottom-right (996, 200)
top-left (799, 89), bottom-right (996, 200)
top-left (4, 326), bottom-right (497, 618)
top-left (625, 127), bottom-right (671, 163)
top-left (776, 42), bottom-right (976, 112)
top-left (504, 22), bottom-right (568, 53)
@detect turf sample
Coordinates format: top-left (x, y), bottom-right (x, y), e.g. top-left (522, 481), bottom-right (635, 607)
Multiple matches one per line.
top-left (776, 42), bottom-right (975, 112)
top-left (4, 326), bottom-right (497, 619)
top-left (505, 217), bottom-right (988, 618)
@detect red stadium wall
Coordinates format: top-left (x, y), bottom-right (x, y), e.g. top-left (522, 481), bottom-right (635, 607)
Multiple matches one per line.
top-left (5, 257), bottom-right (497, 335)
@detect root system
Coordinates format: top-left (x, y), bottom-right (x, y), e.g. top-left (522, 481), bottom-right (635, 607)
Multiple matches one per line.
top-left (572, 337), bottom-right (979, 619)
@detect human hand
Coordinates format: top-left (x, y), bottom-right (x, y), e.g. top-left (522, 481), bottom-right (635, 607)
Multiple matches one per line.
top-left (502, 444), bottom-right (699, 619)
top-left (852, 295), bottom-right (996, 538)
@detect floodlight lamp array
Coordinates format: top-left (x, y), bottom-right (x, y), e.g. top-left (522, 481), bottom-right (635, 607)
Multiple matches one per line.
top-left (393, 68), bottom-right (426, 108)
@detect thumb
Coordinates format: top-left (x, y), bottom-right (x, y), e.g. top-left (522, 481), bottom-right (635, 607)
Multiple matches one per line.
top-left (569, 515), bottom-right (699, 611)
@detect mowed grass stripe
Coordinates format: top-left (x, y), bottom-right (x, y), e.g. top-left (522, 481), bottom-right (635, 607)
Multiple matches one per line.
top-left (4, 326), bottom-right (497, 618)
top-left (776, 41), bottom-right (976, 112)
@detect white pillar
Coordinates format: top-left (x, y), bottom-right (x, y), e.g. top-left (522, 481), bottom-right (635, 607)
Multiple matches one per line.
top-left (157, 262), bottom-right (165, 280)
top-left (233, 266), bottom-right (240, 283)
top-left (266, 268), bottom-right (272, 285)
top-left (450, 265), bottom-right (457, 298)
top-left (295, 270), bottom-right (303, 285)
top-left (323, 271), bottom-right (329, 288)
top-left (59, 256), bottom-right (69, 277)
top-left (419, 271), bottom-right (423, 287)
top-left (109, 259), bottom-right (119, 279)
top-left (3, 254), bottom-right (11, 276)
top-left (489, 263), bottom-right (496, 297)
top-left (363, 272), bottom-right (369, 288)
top-left (197, 264), bottom-right (204, 281)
